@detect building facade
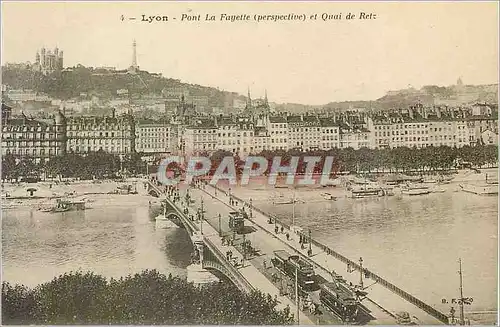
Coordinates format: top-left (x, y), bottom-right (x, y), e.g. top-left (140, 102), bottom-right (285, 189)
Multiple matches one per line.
top-left (66, 111), bottom-right (135, 155)
top-left (135, 119), bottom-right (172, 154)
top-left (1, 104), bottom-right (67, 163)
top-left (33, 47), bottom-right (64, 75)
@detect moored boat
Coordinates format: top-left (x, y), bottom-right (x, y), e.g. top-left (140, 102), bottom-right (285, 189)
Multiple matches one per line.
top-left (321, 192), bottom-right (337, 201)
top-left (401, 183), bottom-right (431, 196)
top-left (351, 184), bottom-right (385, 198)
top-left (459, 184), bottom-right (498, 196)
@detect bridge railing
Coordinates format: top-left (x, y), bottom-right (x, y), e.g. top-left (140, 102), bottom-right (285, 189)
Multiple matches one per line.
top-left (208, 183), bottom-right (449, 324)
top-left (154, 183), bottom-right (255, 295)
top-left (203, 238), bottom-right (255, 294)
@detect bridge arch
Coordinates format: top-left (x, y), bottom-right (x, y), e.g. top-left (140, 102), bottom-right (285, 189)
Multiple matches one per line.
top-left (146, 180), bottom-right (254, 294)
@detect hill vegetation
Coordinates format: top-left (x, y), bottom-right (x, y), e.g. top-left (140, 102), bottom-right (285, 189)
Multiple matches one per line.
top-left (1, 65), bottom-right (238, 108)
top-left (2, 65), bottom-right (497, 111)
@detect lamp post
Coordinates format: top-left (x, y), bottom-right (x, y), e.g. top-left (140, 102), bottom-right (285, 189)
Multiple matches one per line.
top-left (218, 213), bottom-right (222, 237)
top-left (242, 233), bottom-right (246, 266)
top-left (249, 198), bottom-right (253, 218)
top-left (308, 229), bottom-right (312, 255)
top-left (200, 197), bottom-right (204, 234)
top-left (295, 266), bottom-right (300, 325)
top-left (359, 257), bottom-right (364, 289)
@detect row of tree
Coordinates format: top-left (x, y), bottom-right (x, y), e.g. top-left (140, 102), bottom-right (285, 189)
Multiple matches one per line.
top-left (2, 145), bottom-right (497, 182)
top-left (1, 150), bottom-right (147, 182)
top-left (203, 144), bottom-right (498, 176)
top-left (2, 270), bottom-right (293, 325)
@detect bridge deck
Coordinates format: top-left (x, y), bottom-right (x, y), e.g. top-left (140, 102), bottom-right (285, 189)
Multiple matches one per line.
top-left (192, 183), bottom-right (446, 325)
top-left (149, 179), bottom-right (446, 325)
top-left (151, 182), bottom-right (314, 325)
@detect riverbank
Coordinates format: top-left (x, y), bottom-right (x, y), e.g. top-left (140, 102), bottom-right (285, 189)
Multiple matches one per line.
top-left (1, 178), bottom-right (153, 210)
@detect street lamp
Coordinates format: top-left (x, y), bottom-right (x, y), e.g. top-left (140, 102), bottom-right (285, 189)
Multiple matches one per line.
top-left (249, 198), bottom-right (253, 218)
top-left (359, 257), bottom-right (364, 289)
top-left (200, 197), bottom-right (204, 234)
top-left (308, 229), bottom-right (312, 256)
top-left (218, 213), bottom-right (222, 237)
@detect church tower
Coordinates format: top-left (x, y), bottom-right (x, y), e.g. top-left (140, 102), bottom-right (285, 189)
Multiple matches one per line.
top-left (246, 87), bottom-right (252, 110)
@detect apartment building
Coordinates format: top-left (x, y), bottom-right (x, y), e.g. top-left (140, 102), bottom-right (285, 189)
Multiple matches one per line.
top-left (135, 119), bottom-right (172, 154)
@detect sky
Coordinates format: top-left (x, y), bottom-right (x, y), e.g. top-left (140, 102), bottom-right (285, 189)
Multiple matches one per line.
top-left (1, 1), bottom-right (499, 105)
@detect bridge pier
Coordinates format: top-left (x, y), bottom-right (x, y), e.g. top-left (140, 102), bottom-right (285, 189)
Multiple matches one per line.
top-left (187, 233), bottom-right (219, 286)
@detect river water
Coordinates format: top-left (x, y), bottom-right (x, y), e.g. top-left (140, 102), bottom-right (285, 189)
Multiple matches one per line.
top-left (2, 176), bottom-right (498, 324)
top-left (2, 198), bottom-right (192, 287)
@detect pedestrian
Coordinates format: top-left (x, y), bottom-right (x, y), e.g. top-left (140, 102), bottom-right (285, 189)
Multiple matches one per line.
top-left (286, 233), bottom-right (290, 241)
top-left (280, 226), bottom-right (284, 233)
top-left (263, 260), bottom-right (267, 269)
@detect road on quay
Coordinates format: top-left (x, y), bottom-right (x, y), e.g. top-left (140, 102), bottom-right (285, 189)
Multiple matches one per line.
top-left (190, 183), bottom-right (445, 325)
top-left (171, 184), bottom-right (314, 325)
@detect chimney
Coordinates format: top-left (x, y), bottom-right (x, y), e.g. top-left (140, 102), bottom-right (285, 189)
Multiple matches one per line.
top-left (111, 108), bottom-right (116, 118)
top-left (436, 107), bottom-right (441, 119)
top-left (300, 114), bottom-right (304, 121)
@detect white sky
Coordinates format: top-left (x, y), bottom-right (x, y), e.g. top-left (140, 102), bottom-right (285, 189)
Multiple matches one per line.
top-left (1, 1), bottom-right (499, 104)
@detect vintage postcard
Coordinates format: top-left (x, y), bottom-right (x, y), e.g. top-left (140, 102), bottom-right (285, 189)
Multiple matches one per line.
top-left (1, 1), bottom-right (498, 325)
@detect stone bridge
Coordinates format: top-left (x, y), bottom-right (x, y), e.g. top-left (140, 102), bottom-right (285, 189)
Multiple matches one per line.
top-left (147, 180), bottom-right (255, 294)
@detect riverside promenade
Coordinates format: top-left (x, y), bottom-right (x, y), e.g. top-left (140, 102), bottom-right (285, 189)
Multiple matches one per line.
top-left (185, 182), bottom-right (446, 325)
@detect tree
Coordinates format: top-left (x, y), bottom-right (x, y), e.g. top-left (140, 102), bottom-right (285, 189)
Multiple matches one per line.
top-left (2, 270), bottom-right (294, 325)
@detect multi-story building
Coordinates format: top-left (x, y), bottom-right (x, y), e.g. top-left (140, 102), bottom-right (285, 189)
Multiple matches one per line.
top-left (253, 126), bottom-right (270, 154)
top-left (183, 118), bottom-right (218, 155)
top-left (135, 119), bottom-right (172, 154)
top-left (339, 125), bottom-right (371, 149)
top-left (66, 110), bottom-right (135, 155)
top-left (267, 116), bottom-right (288, 151)
top-left (287, 115), bottom-right (321, 151)
top-left (319, 118), bottom-right (340, 150)
top-left (467, 104), bottom-right (498, 145)
top-left (235, 117), bottom-right (255, 157)
top-left (216, 116), bottom-right (239, 154)
top-left (368, 105), bottom-right (474, 149)
top-left (1, 104), bottom-right (67, 163)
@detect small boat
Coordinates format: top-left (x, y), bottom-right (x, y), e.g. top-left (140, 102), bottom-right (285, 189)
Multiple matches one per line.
top-left (273, 199), bottom-right (294, 205)
top-left (459, 184), bottom-right (498, 196)
top-left (321, 192), bottom-right (337, 201)
top-left (49, 199), bottom-right (86, 212)
top-left (274, 185), bottom-right (289, 189)
top-left (401, 184), bottom-right (430, 196)
top-left (351, 184), bottom-right (385, 198)
top-left (53, 206), bottom-right (70, 213)
top-left (38, 206), bottom-right (53, 212)
top-left (431, 187), bottom-right (446, 193)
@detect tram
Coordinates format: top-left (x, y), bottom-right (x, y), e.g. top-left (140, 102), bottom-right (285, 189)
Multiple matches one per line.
top-left (319, 281), bottom-right (360, 323)
top-left (271, 250), bottom-right (317, 291)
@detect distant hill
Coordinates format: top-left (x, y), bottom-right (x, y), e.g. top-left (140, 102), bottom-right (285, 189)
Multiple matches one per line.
top-left (2, 65), bottom-right (497, 112)
top-left (1, 65), bottom-right (238, 111)
top-left (323, 84), bottom-right (498, 110)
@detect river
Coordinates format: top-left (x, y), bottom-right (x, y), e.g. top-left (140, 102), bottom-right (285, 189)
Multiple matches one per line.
top-left (2, 176), bottom-right (497, 324)
top-left (2, 195), bottom-right (192, 288)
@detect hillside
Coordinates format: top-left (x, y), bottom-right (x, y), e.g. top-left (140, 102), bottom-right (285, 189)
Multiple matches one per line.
top-left (322, 84), bottom-right (498, 110)
top-left (1, 65), bottom-right (237, 110)
top-left (2, 65), bottom-right (497, 111)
